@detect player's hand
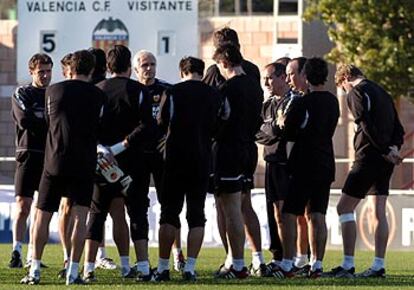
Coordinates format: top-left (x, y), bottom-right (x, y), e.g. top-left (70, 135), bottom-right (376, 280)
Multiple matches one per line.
top-left (97, 144), bottom-right (117, 165)
top-left (276, 110), bottom-right (285, 128)
top-left (157, 135), bottom-right (167, 153)
top-left (383, 146), bottom-right (403, 165)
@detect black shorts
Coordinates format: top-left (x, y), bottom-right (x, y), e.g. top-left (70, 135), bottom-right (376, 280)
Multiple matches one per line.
top-left (90, 182), bottom-right (125, 214)
top-left (342, 160), bottom-right (394, 199)
top-left (213, 143), bottom-right (246, 194)
top-left (14, 151), bottom-right (44, 198)
top-left (37, 171), bottom-right (94, 212)
top-left (265, 162), bottom-right (289, 202)
top-left (242, 142), bottom-right (258, 192)
top-left (160, 164), bottom-right (208, 229)
top-left (283, 177), bottom-right (331, 215)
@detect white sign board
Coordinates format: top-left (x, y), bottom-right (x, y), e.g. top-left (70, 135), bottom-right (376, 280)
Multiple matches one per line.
top-left (17, 0), bottom-right (198, 84)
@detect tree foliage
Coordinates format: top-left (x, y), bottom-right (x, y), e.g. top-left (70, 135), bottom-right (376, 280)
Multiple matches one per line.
top-left (0, 0), bottom-right (16, 19)
top-left (304, 0), bottom-right (414, 100)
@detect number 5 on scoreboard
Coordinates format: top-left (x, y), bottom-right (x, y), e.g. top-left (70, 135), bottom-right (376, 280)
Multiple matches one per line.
top-left (40, 31), bottom-right (56, 53)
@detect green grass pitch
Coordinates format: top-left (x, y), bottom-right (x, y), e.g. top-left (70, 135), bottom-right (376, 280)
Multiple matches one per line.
top-left (0, 244), bottom-right (413, 289)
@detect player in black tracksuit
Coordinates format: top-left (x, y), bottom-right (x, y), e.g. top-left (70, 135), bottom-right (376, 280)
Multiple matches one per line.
top-left (274, 57), bottom-right (340, 279)
top-left (256, 62), bottom-right (302, 270)
top-left (132, 50), bottom-right (186, 272)
top-left (9, 54), bottom-right (53, 269)
top-left (85, 47), bottom-right (118, 272)
top-left (154, 57), bottom-right (222, 282)
top-left (83, 45), bottom-right (156, 282)
top-left (329, 64), bottom-right (404, 278)
top-left (211, 44), bottom-right (263, 279)
top-left (140, 78), bottom-right (171, 203)
top-left (203, 27), bottom-right (267, 276)
top-left (21, 50), bottom-right (105, 285)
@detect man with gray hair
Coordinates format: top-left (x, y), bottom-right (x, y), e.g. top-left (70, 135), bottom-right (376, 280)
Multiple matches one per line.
top-left (132, 50), bottom-right (185, 274)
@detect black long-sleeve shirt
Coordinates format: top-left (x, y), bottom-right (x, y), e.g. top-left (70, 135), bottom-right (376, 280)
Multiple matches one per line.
top-left (289, 91), bottom-right (340, 182)
top-left (216, 75), bottom-right (263, 145)
top-left (256, 89), bottom-right (302, 163)
top-left (44, 80), bottom-right (105, 177)
top-left (96, 77), bottom-right (155, 149)
top-left (347, 79), bottom-right (405, 162)
top-left (158, 80), bottom-right (221, 170)
top-left (144, 78), bottom-right (171, 153)
top-left (11, 84), bottom-right (47, 153)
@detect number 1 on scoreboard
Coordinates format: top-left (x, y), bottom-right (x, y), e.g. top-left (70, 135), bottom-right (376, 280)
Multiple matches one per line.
top-left (158, 31), bottom-right (176, 56)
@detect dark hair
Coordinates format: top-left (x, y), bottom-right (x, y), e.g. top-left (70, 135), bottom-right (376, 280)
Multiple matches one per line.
top-left (88, 48), bottom-right (107, 77)
top-left (265, 62), bottom-right (286, 78)
top-left (275, 57), bottom-right (291, 66)
top-left (213, 27), bottom-right (240, 49)
top-left (289, 57), bottom-right (307, 74)
top-left (107, 45), bottom-right (131, 74)
top-left (179, 56), bottom-right (205, 76)
top-left (70, 50), bottom-right (95, 76)
top-left (304, 57), bottom-right (328, 86)
top-left (28, 53), bottom-right (53, 71)
top-left (60, 53), bottom-right (72, 67)
top-left (213, 43), bottom-right (243, 67)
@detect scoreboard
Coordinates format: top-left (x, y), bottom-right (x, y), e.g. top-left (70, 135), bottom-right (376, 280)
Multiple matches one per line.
top-left (17, 0), bottom-right (198, 84)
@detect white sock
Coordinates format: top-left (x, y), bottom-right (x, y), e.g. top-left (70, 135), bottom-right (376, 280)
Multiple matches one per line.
top-left (173, 248), bottom-right (182, 261)
top-left (183, 257), bottom-right (196, 274)
top-left (136, 260), bottom-right (150, 276)
top-left (341, 255), bottom-right (355, 270)
top-left (311, 260), bottom-right (323, 271)
top-left (120, 256), bottom-right (130, 276)
top-left (29, 259), bottom-right (41, 277)
top-left (232, 259), bottom-right (245, 271)
top-left (224, 254), bottom-right (233, 269)
top-left (84, 262), bottom-right (95, 274)
top-left (67, 261), bottom-right (79, 279)
top-left (294, 254), bottom-right (308, 268)
top-left (371, 257), bottom-right (385, 271)
top-left (26, 244), bottom-right (33, 261)
top-left (281, 259), bottom-right (293, 272)
top-left (157, 258), bottom-right (170, 272)
top-left (97, 247), bottom-right (106, 260)
top-left (13, 241), bottom-right (23, 254)
top-left (252, 251), bottom-right (265, 269)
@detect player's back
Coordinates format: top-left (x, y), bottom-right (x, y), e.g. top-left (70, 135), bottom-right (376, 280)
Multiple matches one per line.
top-left (217, 74), bottom-right (263, 145)
top-left (44, 79), bottom-right (105, 177)
top-left (97, 76), bottom-right (151, 146)
top-left (347, 79), bottom-right (403, 161)
top-left (162, 80), bottom-right (221, 161)
top-left (292, 90), bottom-right (339, 182)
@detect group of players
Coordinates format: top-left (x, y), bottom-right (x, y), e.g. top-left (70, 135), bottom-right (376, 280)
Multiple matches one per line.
top-left (8, 27), bottom-right (404, 285)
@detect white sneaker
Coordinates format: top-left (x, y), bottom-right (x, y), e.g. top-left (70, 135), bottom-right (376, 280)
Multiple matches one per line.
top-left (95, 257), bottom-right (117, 270)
